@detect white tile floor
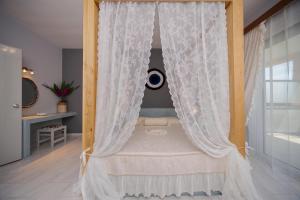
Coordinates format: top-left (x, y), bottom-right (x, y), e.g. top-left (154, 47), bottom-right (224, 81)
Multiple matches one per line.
top-left (1, 136), bottom-right (300, 200)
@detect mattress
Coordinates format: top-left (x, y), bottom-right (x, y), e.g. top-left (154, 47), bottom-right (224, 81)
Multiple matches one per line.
top-left (101, 118), bottom-right (227, 176)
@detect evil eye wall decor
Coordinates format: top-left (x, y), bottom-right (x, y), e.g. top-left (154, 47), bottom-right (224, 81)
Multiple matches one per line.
top-left (146, 68), bottom-right (166, 90)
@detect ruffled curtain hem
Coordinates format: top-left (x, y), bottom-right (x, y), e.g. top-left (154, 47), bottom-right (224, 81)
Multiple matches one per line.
top-left (109, 173), bottom-right (225, 198)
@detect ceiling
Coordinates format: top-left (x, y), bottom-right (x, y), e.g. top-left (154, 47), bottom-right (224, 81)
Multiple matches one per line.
top-left (244, 0), bottom-right (279, 26)
top-left (0, 0), bottom-right (280, 49)
top-left (0, 0), bottom-right (83, 49)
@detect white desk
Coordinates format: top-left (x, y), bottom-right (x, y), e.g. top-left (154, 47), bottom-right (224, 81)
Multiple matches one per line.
top-left (22, 112), bottom-right (76, 158)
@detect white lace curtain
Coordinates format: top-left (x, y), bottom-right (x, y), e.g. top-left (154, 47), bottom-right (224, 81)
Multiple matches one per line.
top-left (80, 2), bottom-right (260, 200)
top-left (159, 3), bottom-right (259, 200)
top-left (80, 2), bottom-right (156, 199)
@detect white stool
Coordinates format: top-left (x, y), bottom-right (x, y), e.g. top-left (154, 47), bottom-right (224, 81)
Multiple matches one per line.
top-left (37, 125), bottom-right (67, 150)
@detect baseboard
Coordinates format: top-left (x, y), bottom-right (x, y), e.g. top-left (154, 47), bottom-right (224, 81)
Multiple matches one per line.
top-left (68, 133), bottom-right (82, 137)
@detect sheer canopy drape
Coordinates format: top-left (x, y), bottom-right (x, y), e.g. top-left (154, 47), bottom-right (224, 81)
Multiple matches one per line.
top-left (159, 3), bottom-right (260, 200)
top-left (80, 2), bottom-right (155, 199)
top-left (80, 2), bottom-right (261, 200)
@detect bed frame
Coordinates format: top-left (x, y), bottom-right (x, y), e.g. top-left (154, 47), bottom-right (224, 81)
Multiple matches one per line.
top-left (82, 0), bottom-right (245, 156)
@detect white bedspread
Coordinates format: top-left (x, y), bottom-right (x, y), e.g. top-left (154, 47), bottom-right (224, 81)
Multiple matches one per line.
top-left (101, 120), bottom-right (227, 176)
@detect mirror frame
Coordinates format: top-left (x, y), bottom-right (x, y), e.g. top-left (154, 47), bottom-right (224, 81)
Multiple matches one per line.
top-left (22, 77), bottom-right (39, 108)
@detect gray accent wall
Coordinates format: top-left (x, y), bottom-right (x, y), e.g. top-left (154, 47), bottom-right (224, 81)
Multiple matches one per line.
top-left (62, 49), bottom-right (83, 133)
top-left (60, 48), bottom-right (173, 133)
top-left (141, 49), bottom-right (174, 108)
top-left (0, 12), bottom-right (62, 116)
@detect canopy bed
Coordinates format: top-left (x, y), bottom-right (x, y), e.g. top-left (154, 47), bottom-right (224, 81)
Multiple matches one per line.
top-left (81, 0), bottom-right (259, 199)
top-left (101, 117), bottom-right (226, 198)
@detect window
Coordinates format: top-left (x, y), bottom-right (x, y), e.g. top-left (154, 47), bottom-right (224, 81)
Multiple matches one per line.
top-left (264, 0), bottom-right (300, 169)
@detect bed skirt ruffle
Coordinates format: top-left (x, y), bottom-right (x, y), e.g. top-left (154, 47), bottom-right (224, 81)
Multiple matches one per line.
top-left (109, 173), bottom-right (225, 198)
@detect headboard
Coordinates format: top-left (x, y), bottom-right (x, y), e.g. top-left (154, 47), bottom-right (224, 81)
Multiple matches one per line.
top-left (139, 108), bottom-right (177, 117)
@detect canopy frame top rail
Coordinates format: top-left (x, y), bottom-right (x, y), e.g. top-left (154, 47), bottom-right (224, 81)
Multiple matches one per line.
top-left (96, 0), bottom-right (231, 2)
top-left (95, 0), bottom-right (232, 8)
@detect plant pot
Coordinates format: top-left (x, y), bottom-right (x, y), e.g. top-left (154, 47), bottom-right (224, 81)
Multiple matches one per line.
top-left (57, 101), bottom-right (67, 113)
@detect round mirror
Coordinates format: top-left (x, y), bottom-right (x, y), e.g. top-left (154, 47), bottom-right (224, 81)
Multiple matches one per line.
top-left (146, 68), bottom-right (166, 90)
top-left (22, 78), bottom-right (39, 108)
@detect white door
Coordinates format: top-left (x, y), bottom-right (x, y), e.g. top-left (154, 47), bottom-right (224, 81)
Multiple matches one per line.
top-left (0, 44), bottom-right (22, 165)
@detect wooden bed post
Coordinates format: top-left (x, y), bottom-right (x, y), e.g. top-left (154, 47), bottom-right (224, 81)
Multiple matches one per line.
top-left (82, 0), bottom-right (245, 156)
top-left (226, 0), bottom-right (246, 156)
top-left (82, 0), bottom-right (99, 153)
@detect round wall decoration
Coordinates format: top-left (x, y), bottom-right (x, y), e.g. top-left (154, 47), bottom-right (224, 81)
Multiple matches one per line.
top-left (146, 68), bottom-right (166, 90)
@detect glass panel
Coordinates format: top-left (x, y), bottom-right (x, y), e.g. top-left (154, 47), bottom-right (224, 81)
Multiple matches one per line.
top-left (265, 109), bottom-right (271, 132)
top-left (289, 110), bottom-right (300, 133)
top-left (289, 134), bottom-right (300, 169)
top-left (271, 10), bottom-right (287, 69)
top-left (272, 62), bottom-right (288, 80)
top-left (286, 0), bottom-right (300, 30)
top-left (265, 67), bottom-right (270, 80)
top-left (287, 0), bottom-right (300, 82)
top-left (271, 41), bottom-right (287, 66)
top-left (289, 109), bottom-right (300, 169)
top-left (273, 82), bottom-right (288, 103)
top-left (287, 35), bottom-right (300, 82)
top-left (264, 0), bottom-right (300, 172)
top-left (271, 10), bottom-right (285, 38)
top-left (265, 82), bottom-right (270, 103)
top-left (288, 82), bottom-right (300, 105)
top-left (265, 109), bottom-right (272, 156)
top-left (271, 110), bottom-right (290, 164)
top-left (265, 132), bottom-right (273, 156)
top-left (272, 131), bottom-right (290, 164)
top-left (264, 20), bottom-right (271, 49)
top-left (272, 109), bottom-right (289, 133)
top-left (288, 61), bottom-right (294, 81)
top-left (287, 0), bottom-right (300, 170)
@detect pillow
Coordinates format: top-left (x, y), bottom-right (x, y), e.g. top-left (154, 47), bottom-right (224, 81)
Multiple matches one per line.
top-left (144, 117), bottom-right (168, 126)
top-left (166, 117), bottom-right (179, 125)
top-left (145, 128), bottom-right (168, 136)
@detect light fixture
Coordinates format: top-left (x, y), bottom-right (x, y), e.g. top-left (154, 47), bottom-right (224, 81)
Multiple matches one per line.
top-left (22, 67), bottom-right (34, 75)
top-left (9, 48), bottom-right (16, 53)
top-left (22, 67), bottom-right (28, 73)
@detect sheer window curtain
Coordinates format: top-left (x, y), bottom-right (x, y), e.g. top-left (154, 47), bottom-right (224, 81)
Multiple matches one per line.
top-left (244, 23), bottom-right (266, 155)
top-left (247, 67), bottom-right (265, 155)
top-left (159, 2), bottom-right (260, 200)
top-left (80, 2), bottom-right (156, 199)
top-left (245, 23), bottom-right (266, 124)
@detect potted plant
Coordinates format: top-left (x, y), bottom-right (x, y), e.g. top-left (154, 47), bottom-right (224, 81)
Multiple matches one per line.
top-left (43, 81), bottom-right (79, 113)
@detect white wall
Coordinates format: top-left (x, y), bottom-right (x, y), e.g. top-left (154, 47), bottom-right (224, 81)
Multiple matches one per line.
top-left (0, 13), bottom-right (62, 115)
